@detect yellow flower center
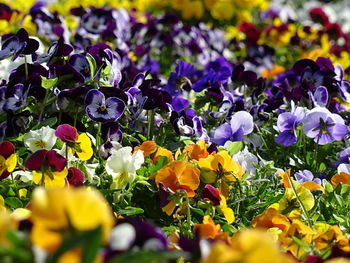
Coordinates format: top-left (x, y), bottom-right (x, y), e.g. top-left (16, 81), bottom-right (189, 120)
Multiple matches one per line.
top-left (33, 140), bottom-right (46, 148)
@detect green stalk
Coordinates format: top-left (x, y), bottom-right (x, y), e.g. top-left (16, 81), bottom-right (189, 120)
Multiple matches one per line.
top-left (24, 56), bottom-right (28, 80)
top-left (185, 193), bottom-right (193, 238)
top-left (147, 110), bottom-right (155, 140)
top-left (38, 89), bottom-right (49, 125)
top-left (286, 173), bottom-right (312, 227)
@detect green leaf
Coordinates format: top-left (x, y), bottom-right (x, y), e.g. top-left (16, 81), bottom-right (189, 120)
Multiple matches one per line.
top-left (324, 181), bottom-right (333, 193)
top-left (149, 156), bottom-right (168, 175)
top-left (5, 197), bottom-right (23, 208)
top-left (108, 250), bottom-right (186, 263)
top-left (48, 227), bottom-right (102, 263)
top-left (226, 141), bottom-right (243, 156)
top-left (117, 206), bottom-right (144, 216)
top-left (86, 53), bottom-right (97, 77)
top-left (38, 117), bottom-right (58, 128)
top-left (291, 236), bottom-right (310, 253)
top-left (82, 227), bottom-right (102, 263)
top-left (41, 76), bottom-right (58, 90)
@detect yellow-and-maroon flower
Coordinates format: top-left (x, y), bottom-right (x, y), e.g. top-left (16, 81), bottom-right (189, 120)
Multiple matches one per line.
top-left (55, 124), bottom-right (93, 161)
top-left (25, 150), bottom-right (68, 188)
top-left (0, 141), bottom-right (17, 180)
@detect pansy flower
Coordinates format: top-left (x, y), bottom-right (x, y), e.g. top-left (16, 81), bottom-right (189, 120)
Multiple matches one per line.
top-left (25, 149), bottom-right (68, 187)
top-left (55, 124), bottom-right (93, 161)
top-left (105, 147), bottom-right (144, 189)
top-left (213, 111), bottom-right (254, 146)
top-left (0, 28), bottom-right (39, 61)
top-left (154, 160), bottom-right (200, 198)
top-left (0, 141), bottom-right (17, 180)
top-left (196, 150), bottom-right (243, 198)
top-left (30, 187), bottom-right (114, 254)
top-left (85, 89), bottom-right (125, 122)
top-left (24, 126), bottom-right (57, 153)
top-left (302, 107), bottom-right (348, 145)
top-left (201, 184), bottom-right (235, 224)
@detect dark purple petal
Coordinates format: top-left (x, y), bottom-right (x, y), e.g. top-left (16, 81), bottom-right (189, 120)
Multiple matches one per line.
top-left (276, 112), bottom-right (296, 132)
top-left (275, 130), bottom-right (297, 146)
top-left (172, 97), bottom-right (189, 112)
top-left (25, 149), bottom-right (48, 170)
top-left (200, 184), bottom-right (221, 206)
top-left (67, 167), bottom-right (85, 186)
top-left (46, 150), bottom-right (66, 172)
top-left (0, 141), bottom-right (15, 158)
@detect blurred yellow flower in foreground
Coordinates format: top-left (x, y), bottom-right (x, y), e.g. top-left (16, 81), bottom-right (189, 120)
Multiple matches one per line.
top-left (202, 229), bottom-right (295, 263)
top-left (30, 187), bottom-right (114, 253)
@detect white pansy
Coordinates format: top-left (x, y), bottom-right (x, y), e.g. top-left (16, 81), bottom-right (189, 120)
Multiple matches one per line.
top-left (110, 223), bottom-right (136, 250)
top-left (233, 147), bottom-right (259, 176)
top-left (106, 147), bottom-right (144, 189)
top-left (24, 126), bottom-right (57, 152)
top-left (12, 170), bottom-right (33, 183)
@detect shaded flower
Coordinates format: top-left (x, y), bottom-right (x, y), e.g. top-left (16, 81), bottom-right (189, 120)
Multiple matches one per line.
top-left (85, 89), bottom-right (125, 122)
top-left (0, 28), bottom-right (39, 61)
top-left (67, 167), bottom-right (85, 187)
top-left (196, 150), bottom-right (243, 198)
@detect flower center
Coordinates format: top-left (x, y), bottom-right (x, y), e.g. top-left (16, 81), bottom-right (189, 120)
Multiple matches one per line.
top-left (33, 140), bottom-right (46, 148)
top-left (99, 105), bottom-right (107, 112)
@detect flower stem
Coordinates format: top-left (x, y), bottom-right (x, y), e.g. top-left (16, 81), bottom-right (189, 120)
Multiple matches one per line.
top-left (38, 89), bottom-right (49, 125)
top-left (185, 193), bottom-right (193, 238)
top-left (96, 122), bottom-right (102, 150)
top-left (147, 110), bottom-right (155, 140)
top-left (24, 56), bottom-right (28, 80)
top-left (286, 172), bottom-right (312, 227)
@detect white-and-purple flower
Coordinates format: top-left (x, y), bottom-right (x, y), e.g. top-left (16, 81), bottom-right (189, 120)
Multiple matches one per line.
top-left (85, 89), bottom-right (125, 122)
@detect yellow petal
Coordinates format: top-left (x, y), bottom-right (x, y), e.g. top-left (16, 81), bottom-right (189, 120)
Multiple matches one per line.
top-left (221, 206), bottom-right (235, 224)
top-left (76, 133), bottom-right (93, 161)
top-left (5, 153), bottom-right (17, 173)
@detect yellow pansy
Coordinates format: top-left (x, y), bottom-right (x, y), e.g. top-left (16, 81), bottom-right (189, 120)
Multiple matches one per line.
top-left (30, 187), bottom-right (115, 253)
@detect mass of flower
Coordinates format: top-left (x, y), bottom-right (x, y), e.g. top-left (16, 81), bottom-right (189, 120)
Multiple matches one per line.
top-left (2, 0), bottom-right (350, 262)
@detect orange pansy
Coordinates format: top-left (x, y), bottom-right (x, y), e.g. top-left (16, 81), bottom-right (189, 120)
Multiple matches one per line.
top-left (154, 161), bottom-right (200, 197)
top-left (251, 208), bottom-right (290, 231)
top-left (331, 172), bottom-right (350, 187)
top-left (134, 141), bottom-right (157, 157)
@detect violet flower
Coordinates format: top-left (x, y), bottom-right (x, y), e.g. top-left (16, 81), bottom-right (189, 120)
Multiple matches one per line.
top-left (85, 89), bottom-right (125, 122)
top-left (294, 170), bottom-right (321, 185)
top-left (302, 107), bottom-right (348, 145)
top-left (213, 111), bottom-right (254, 146)
top-left (275, 105), bottom-right (307, 146)
top-left (0, 28), bottom-right (39, 61)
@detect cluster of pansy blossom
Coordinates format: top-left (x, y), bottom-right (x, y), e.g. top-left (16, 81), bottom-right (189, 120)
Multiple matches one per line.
top-left (1, 0), bottom-right (350, 262)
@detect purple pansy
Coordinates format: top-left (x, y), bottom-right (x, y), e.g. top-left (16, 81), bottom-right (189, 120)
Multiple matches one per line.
top-left (213, 111), bottom-right (254, 146)
top-left (294, 170), bottom-right (321, 185)
top-left (302, 107), bottom-right (348, 145)
top-left (3, 84), bottom-right (29, 112)
top-left (275, 105), bottom-right (307, 146)
top-left (0, 28), bottom-right (39, 61)
top-left (85, 89), bottom-right (125, 122)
